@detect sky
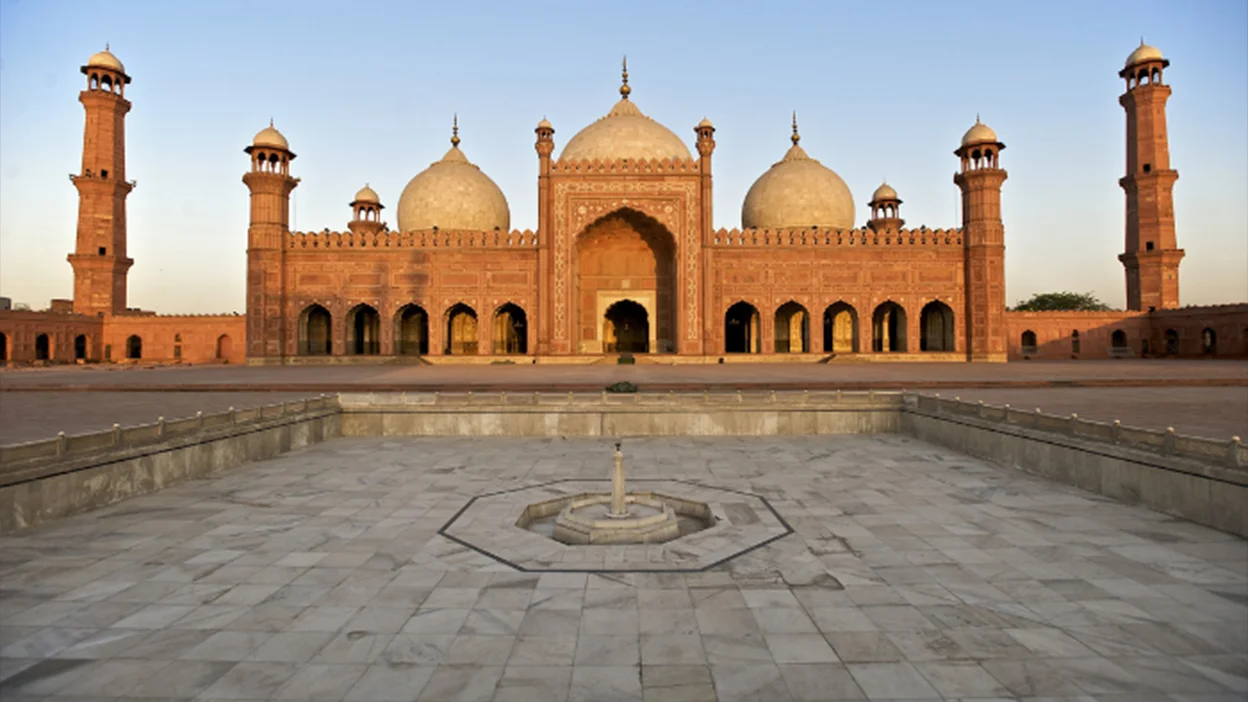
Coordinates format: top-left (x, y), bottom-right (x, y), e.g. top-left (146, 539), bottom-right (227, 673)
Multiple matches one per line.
top-left (0, 0), bottom-right (1245, 314)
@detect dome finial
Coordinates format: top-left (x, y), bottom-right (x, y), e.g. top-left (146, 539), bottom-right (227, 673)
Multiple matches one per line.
top-left (620, 55), bottom-right (631, 99)
top-left (105, 42), bottom-right (110, 51)
top-left (791, 111), bottom-right (800, 145)
top-left (451, 113), bottom-right (460, 147)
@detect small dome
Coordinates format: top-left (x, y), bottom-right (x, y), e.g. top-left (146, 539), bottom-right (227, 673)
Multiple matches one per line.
top-left (353, 184), bottom-right (380, 205)
top-left (537, 117), bottom-right (553, 130)
top-left (961, 117), bottom-right (998, 147)
top-left (697, 117), bottom-right (714, 129)
top-left (253, 121), bottom-right (289, 151)
top-left (396, 136), bottom-right (510, 233)
top-left (1125, 41), bottom-right (1164, 68)
top-left (741, 123), bottom-right (855, 231)
top-left (86, 47), bottom-right (124, 73)
top-left (871, 182), bottom-right (898, 202)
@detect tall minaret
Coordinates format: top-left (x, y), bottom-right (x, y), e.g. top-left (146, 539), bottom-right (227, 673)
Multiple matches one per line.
top-left (242, 121), bottom-right (298, 362)
top-left (1118, 40), bottom-right (1183, 311)
top-left (955, 117), bottom-right (1008, 362)
top-left (68, 46), bottom-right (134, 316)
top-left (534, 115), bottom-right (555, 355)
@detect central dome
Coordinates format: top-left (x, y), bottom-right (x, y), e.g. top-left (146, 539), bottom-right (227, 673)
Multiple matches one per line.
top-left (396, 122), bottom-right (510, 233)
top-left (741, 118), bottom-right (855, 230)
top-left (558, 65), bottom-right (692, 163)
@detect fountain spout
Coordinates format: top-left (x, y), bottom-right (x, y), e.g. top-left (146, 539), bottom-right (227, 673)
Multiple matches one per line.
top-left (610, 441), bottom-right (628, 517)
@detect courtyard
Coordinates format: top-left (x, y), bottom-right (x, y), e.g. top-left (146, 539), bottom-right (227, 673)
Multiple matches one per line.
top-left (0, 435), bottom-right (1244, 701)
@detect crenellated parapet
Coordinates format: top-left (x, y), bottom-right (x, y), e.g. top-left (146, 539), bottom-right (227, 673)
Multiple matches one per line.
top-left (551, 157), bottom-right (701, 175)
top-left (288, 228), bottom-right (539, 250)
top-left (709, 226), bottom-right (963, 248)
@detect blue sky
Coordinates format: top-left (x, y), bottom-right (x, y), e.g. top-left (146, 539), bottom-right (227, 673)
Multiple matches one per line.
top-left (1, 0), bottom-right (1244, 313)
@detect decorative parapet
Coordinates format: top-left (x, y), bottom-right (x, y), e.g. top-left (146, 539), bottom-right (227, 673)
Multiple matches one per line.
top-left (288, 228), bottom-right (538, 250)
top-left (0, 395), bottom-right (338, 480)
top-left (904, 392), bottom-right (1245, 470)
top-left (709, 227), bottom-right (963, 248)
top-left (550, 157), bottom-right (701, 175)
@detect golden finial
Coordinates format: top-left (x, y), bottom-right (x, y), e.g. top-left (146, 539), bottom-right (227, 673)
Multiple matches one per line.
top-left (791, 111), bottom-right (800, 145)
top-left (1140, 36), bottom-right (1145, 46)
top-left (105, 42), bottom-right (110, 51)
top-left (451, 113), bottom-right (460, 147)
top-left (620, 56), bottom-right (631, 99)
top-left (269, 118), bottom-right (274, 128)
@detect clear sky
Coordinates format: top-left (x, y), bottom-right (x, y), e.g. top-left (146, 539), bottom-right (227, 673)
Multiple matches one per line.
top-left (1, 0), bottom-right (1245, 314)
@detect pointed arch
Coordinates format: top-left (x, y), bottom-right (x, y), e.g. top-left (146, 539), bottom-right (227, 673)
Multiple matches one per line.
top-left (35, 333), bottom-right (51, 361)
top-left (299, 304), bottom-right (332, 356)
top-left (1110, 329), bottom-right (1128, 351)
top-left (395, 304), bottom-right (429, 356)
top-left (493, 303), bottom-right (528, 354)
top-left (346, 304), bottom-right (380, 355)
top-left (774, 301), bottom-right (810, 353)
top-left (872, 301), bottom-right (907, 352)
top-left (74, 334), bottom-right (88, 361)
top-left (125, 335), bottom-right (142, 359)
top-left (1201, 328), bottom-right (1217, 355)
top-left (1021, 330), bottom-right (1038, 355)
top-left (823, 302), bottom-right (858, 353)
top-left (603, 300), bottom-right (649, 353)
top-left (919, 300), bottom-right (955, 352)
top-left (724, 300), bottom-right (761, 354)
top-left (445, 303), bottom-right (479, 355)
top-left (1164, 328), bottom-right (1179, 355)
top-left (0, 331), bottom-right (7, 362)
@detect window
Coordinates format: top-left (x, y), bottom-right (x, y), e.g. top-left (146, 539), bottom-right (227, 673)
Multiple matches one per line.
top-left (98, 246), bottom-right (107, 256)
top-left (1143, 163), bottom-right (1151, 173)
top-left (1146, 242), bottom-right (1154, 251)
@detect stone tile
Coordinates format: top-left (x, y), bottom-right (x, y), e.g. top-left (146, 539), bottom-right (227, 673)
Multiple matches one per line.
top-left (248, 631), bottom-right (336, 663)
top-left (507, 636), bottom-right (577, 666)
top-left (494, 664), bottom-right (572, 702)
top-left (445, 635), bottom-right (516, 666)
top-left (764, 633), bottom-right (840, 664)
top-left (640, 633), bottom-right (706, 666)
top-left (180, 630), bottom-right (273, 661)
top-left (777, 663), bottom-right (865, 701)
top-left (751, 607), bottom-right (819, 634)
top-left (808, 607), bottom-right (878, 633)
top-left (0, 658), bottom-right (97, 697)
top-left (978, 658), bottom-right (1085, 697)
top-left (417, 664), bottom-right (505, 701)
top-left (710, 663), bottom-right (792, 702)
top-left (846, 661), bottom-right (940, 699)
top-left (701, 632), bottom-right (774, 665)
top-left (272, 662), bottom-right (368, 700)
top-left (462, 609), bottom-right (527, 636)
top-left (344, 663), bottom-right (436, 701)
top-left (824, 632), bottom-right (903, 664)
top-left (741, 589), bottom-right (802, 608)
top-left (311, 629), bottom-right (393, 664)
top-left (124, 660), bottom-right (237, 698)
top-left (567, 665), bottom-right (642, 702)
top-left (581, 608), bottom-right (640, 635)
top-left (575, 635), bottom-right (640, 666)
top-left (518, 609), bottom-right (581, 636)
top-left (640, 664), bottom-right (715, 702)
top-left (912, 660), bottom-right (1011, 697)
top-left (51, 658), bottom-right (172, 697)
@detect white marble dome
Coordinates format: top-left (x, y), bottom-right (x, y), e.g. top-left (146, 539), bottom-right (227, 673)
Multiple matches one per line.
top-left (741, 127), bottom-right (855, 231)
top-left (396, 138), bottom-right (510, 233)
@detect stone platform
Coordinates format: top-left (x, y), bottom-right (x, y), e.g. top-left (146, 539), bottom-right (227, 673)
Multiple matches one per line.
top-left (0, 435), bottom-right (1244, 701)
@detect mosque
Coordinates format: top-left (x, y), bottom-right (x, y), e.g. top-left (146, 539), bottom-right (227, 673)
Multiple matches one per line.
top-left (0, 45), bottom-right (1244, 365)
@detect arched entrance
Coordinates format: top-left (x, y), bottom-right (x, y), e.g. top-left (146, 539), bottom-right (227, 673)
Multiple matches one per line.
top-left (774, 301), bottom-right (809, 353)
top-left (347, 304), bottom-right (380, 355)
top-left (603, 300), bottom-right (649, 353)
top-left (446, 304), bottom-right (478, 355)
top-left (575, 209), bottom-right (675, 354)
top-left (395, 305), bottom-right (429, 356)
top-left (216, 334), bottom-right (232, 360)
top-left (823, 302), bottom-right (858, 354)
top-left (126, 335), bottom-right (142, 359)
top-left (35, 333), bottom-right (51, 361)
top-left (74, 334), bottom-right (88, 361)
top-left (299, 304), bottom-right (332, 356)
top-left (872, 302), bottom-right (907, 352)
top-left (0, 332), bottom-right (7, 362)
top-left (1164, 329), bottom-right (1178, 355)
top-left (493, 304), bottom-right (527, 355)
top-left (1202, 328), bottom-right (1217, 355)
top-left (919, 301), bottom-right (954, 352)
top-left (724, 302), bottom-right (760, 354)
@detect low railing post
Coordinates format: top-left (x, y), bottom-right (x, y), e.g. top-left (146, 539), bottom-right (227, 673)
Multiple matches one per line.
top-left (197, 411), bottom-right (204, 431)
top-left (1033, 408), bottom-right (1042, 428)
top-left (1069, 413), bottom-right (1078, 436)
top-left (228, 407), bottom-right (236, 425)
top-left (978, 400), bottom-right (986, 418)
top-left (1112, 419), bottom-right (1121, 443)
top-left (56, 431), bottom-right (66, 457)
top-left (1163, 427), bottom-right (1176, 454)
top-left (157, 417), bottom-right (165, 437)
top-left (1229, 436), bottom-right (1242, 469)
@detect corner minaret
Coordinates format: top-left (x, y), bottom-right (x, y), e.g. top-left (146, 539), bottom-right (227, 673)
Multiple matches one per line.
top-left (242, 121), bottom-right (299, 362)
top-left (68, 46), bottom-right (134, 316)
top-left (1118, 40), bottom-right (1183, 311)
top-left (955, 117), bottom-right (1008, 362)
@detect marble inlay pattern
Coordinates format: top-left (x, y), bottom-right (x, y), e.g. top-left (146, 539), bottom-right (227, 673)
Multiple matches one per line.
top-left (440, 479), bottom-right (794, 572)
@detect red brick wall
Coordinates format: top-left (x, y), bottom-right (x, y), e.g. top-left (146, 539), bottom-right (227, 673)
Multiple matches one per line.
top-left (0, 310), bottom-right (103, 363)
top-left (103, 314), bottom-right (246, 363)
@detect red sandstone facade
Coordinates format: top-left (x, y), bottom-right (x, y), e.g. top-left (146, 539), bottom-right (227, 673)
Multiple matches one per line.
top-left (0, 44), bottom-right (1243, 367)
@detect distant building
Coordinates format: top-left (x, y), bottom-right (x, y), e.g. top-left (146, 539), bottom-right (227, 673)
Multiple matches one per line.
top-left (0, 44), bottom-right (1243, 366)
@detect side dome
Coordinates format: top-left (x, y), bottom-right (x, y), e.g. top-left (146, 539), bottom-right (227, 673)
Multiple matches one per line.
top-left (86, 47), bottom-right (124, 73)
top-left (396, 125), bottom-right (510, 233)
top-left (961, 117), bottom-right (998, 147)
top-left (558, 64), bottom-right (692, 163)
top-left (871, 182), bottom-right (898, 202)
top-left (741, 118), bottom-right (855, 230)
top-left (1125, 41), bottom-right (1164, 68)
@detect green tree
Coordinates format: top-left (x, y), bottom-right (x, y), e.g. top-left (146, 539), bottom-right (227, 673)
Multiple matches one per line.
top-left (1011, 291), bottom-right (1112, 312)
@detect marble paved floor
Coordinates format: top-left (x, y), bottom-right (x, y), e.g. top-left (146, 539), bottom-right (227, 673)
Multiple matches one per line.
top-left (0, 435), bottom-right (1245, 701)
